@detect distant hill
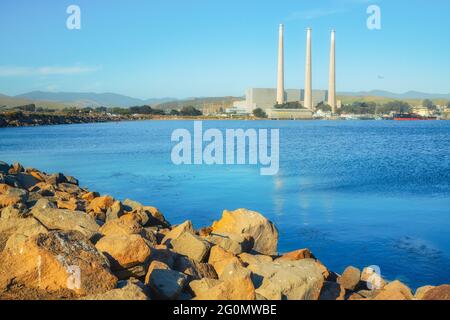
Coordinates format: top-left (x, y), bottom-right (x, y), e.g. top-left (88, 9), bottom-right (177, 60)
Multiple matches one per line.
top-left (15, 91), bottom-right (176, 108)
top-left (339, 90), bottom-right (450, 100)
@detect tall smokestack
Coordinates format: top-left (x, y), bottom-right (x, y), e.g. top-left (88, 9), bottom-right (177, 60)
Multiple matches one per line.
top-left (328, 29), bottom-right (336, 113)
top-left (276, 24), bottom-right (285, 105)
top-left (304, 27), bottom-right (313, 110)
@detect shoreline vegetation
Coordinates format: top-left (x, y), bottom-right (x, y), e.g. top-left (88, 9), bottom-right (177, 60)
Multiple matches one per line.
top-left (2, 100), bottom-right (449, 128)
top-left (0, 161), bottom-right (449, 300)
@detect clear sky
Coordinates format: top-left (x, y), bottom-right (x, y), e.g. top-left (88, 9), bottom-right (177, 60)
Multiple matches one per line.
top-left (0, 0), bottom-right (449, 99)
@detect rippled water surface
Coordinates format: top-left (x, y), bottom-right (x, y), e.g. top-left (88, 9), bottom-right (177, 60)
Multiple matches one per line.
top-left (1, 120), bottom-right (449, 289)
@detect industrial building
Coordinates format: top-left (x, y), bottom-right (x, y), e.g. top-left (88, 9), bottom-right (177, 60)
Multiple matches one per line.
top-left (227, 25), bottom-right (338, 119)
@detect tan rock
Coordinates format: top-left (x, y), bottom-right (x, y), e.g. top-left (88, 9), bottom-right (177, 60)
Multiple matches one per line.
top-left (206, 232), bottom-right (252, 255)
top-left (170, 232), bottom-right (211, 262)
top-left (0, 230), bottom-right (117, 296)
top-left (0, 187), bottom-right (28, 208)
top-left (208, 245), bottom-right (240, 275)
top-left (31, 206), bottom-right (99, 239)
top-left (189, 278), bottom-right (221, 297)
top-left (422, 285), bottom-right (450, 300)
top-left (276, 248), bottom-right (315, 261)
top-left (161, 220), bottom-right (194, 245)
top-left (105, 200), bottom-right (123, 222)
top-left (414, 285), bottom-right (435, 300)
top-left (99, 213), bottom-right (143, 236)
top-left (174, 255), bottom-right (218, 280)
top-left (194, 275), bottom-right (256, 300)
top-left (81, 191), bottom-right (99, 202)
top-left (219, 259), bottom-right (252, 280)
top-left (372, 280), bottom-right (413, 300)
top-left (81, 280), bottom-right (148, 300)
top-left (87, 195), bottom-right (115, 220)
top-left (338, 266), bottom-right (361, 290)
top-left (238, 252), bottom-right (273, 266)
top-left (248, 259), bottom-right (324, 300)
top-left (144, 260), bottom-right (188, 300)
top-left (95, 234), bottom-right (152, 270)
top-left (0, 217), bottom-right (48, 251)
top-left (57, 198), bottom-right (86, 211)
top-left (211, 208), bottom-right (279, 255)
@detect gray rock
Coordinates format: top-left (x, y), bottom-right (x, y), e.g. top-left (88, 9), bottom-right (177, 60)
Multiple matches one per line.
top-left (31, 206), bottom-right (99, 239)
top-left (0, 162), bottom-right (9, 174)
top-left (81, 281), bottom-right (149, 300)
top-left (206, 232), bottom-right (252, 255)
top-left (170, 231), bottom-right (211, 262)
top-left (248, 259), bottom-right (324, 300)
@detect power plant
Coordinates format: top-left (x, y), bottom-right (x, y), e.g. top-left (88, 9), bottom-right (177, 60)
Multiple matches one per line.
top-left (230, 25), bottom-right (338, 119)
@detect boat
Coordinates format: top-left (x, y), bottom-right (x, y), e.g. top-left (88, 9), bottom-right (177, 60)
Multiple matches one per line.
top-left (393, 113), bottom-right (437, 121)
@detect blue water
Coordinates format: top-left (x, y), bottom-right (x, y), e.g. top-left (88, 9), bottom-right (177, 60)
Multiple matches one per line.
top-left (1, 120), bottom-right (449, 289)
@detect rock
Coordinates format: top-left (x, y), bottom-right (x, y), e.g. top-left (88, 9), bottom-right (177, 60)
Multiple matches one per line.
top-left (81, 191), bottom-right (99, 202)
top-left (338, 266), bottom-right (361, 291)
top-left (211, 208), bottom-right (278, 255)
top-left (87, 195), bottom-right (115, 221)
top-left (422, 285), bottom-right (450, 300)
top-left (174, 255), bottom-right (218, 280)
top-left (144, 261), bottom-right (188, 300)
top-left (122, 199), bottom-right (150, 226)
top-left (372, 280), bottom-right (414, 300)
top-left (0, 217), bottom-right (48, 251)
top-left (219, 259), bottom-right (252, 280)
top-left (56, 183), bottom-right (82, 196)
top-left (9, 162), bottom-right (24, 174)
top-left (99, 213), bottom-right (144, 236)
top-left (65, 175), bottom-right (79, 185)
top-left (15, 173), bottom-right (40, 190)
top-left (189, 278), bottom-right (221, 297)
top-left (45, 173), bottom-right (66, 185)
top-left (276, 248), bottom-right (315, 261)
top-left (319, 281), bottom-right (345, 300)
top-left (0, 230), bottom-right (117, 297)
top-left (170, 231), bottom-right (211, 262)
top-left (0, 187), bottom-right (28, 208)
top-left (361, 266), bottom-right (385, 290)
top-left (95, 234), bottom-right (153, 270)
top-left (415, 285), bottom-right (435, 300)
top-left (206, 232), bottom-right (252, 255)
top-left (248, 259), bottom-right (324, 300)
top-left (0, 203), bottom-right (29, 219)
top-left (31, 206), bottom-right (100, 239)
top-left (193, 275), bottom-right (256, 300)
top-left (0, 161), bottom-right (9, 174)
top-left (238, 252), bottom-right (273, 266)
top-left (208, 245), bottom-right (240, 276)
top-left (105, 200), bottom-right (123, 222)
top-left (81, 280), bottom-right (148, 300)
top-left (57, 198), bottom-right (86, 211)
top-left (161, 220), bottom-right (194, 245)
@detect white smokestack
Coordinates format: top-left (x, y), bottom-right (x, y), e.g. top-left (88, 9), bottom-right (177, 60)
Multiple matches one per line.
top-left (304, 27), bottom-right (313, 110)
top-left (276, 24), bottom-right (285, 105)
top-left (328, 29), bottom-right (336, 113)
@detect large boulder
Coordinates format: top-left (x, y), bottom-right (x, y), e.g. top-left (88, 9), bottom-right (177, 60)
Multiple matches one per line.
top-left (95, 234), bottom-right (153, 271)
top-left (238, 252), bottom-right (273, 266)
top-left (0, 186), bottom-right (28, 208)
top-left (0, 162), bottom-right (9, 174)
top-left (422, 285), bottom-right (450, 300)
top-left (0, 230), bottom-right (117, 297)
top-left (319, 281), bottom-right (345, 300)
top-left (144, 261), bottom-right (188, 300)
top-left (338, 266), bottom-right (361, 291)
top-left (87, 195), bottom-right (115, 221)
top-left (206, 232), bottom-right (252, 255)
top-left (31, 205), bottom-right (99, 239)
top-left (173, 255), bottom-right (218, 280)
top-left (170, 232), bottom-right (211, 262)
top-left (276, 248), bottom-right (315, 261)
top-left (123, 199), bottom-right (170, 228)
top-left (0, 217), bottom-right (48, 251)
top-left (372, 280), bottom-right (414, 300)
top-left (248, 259), bottom-right (324, 300)
top-left (211, 209), bottom-right (278, 255)
top-left (192, 275), bottom-right (256, 300)
top-left (208, 245), bottom-right (241, 276)
top-left (161, 220), bottom-right (194, 245)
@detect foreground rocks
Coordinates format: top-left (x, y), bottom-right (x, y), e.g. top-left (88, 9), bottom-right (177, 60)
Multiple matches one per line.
top-left (0, 160), bottom-right (449, 300)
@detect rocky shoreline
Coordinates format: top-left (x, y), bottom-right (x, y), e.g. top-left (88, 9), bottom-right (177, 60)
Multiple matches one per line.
top-left (0, 160), bottom-right (449, 300)
top-left (0, 111), bottom-right (129, 127)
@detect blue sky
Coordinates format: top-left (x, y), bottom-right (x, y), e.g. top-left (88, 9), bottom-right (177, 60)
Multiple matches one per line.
top-left (0, 0), bottom-right (449, 99)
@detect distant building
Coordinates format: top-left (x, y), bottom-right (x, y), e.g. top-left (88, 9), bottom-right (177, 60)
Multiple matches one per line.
top-left (229, 88), bottom-right (328, 115)
top-left (266, 108), bottom-right (313, 120)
